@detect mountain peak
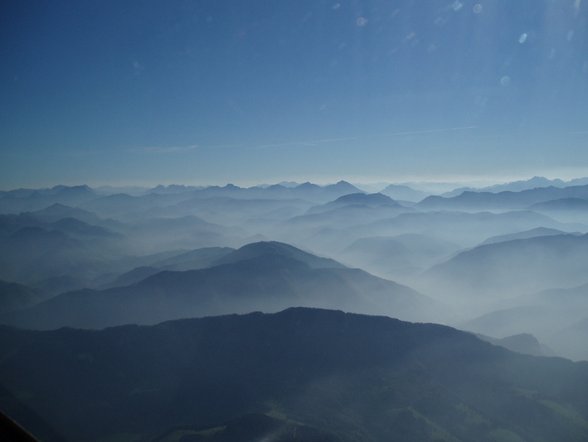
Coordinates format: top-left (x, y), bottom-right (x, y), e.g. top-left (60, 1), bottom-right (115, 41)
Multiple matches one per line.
top-left (325, 180), bottom-right (361, 192)
top-left (214, 241), bottom-right (344, 269)
top-left (296, 182), bottom-right (320, 190)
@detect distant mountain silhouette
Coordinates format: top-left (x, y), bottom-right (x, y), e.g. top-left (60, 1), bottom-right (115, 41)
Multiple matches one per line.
top-left (357, 210), bottom-right (563, 246)
top-left (333, 192), bottom-right (399, 205)
top-left (25, 203), bottom-right (102, 224)
top-left (166, 195), bottom-right (312, 225)
top-left (479, 227), bottom-right (571, 246)
top-left (475, 332), bottom-right (552, 357)
top-left (341, 234), bottom-right (460, 279)
top-left (101, 247), bottom-right (236, 288)
top-left (442, 176), bottom-right (568, 197)
top-left (103, 266), bottom-right (162, 288)
top-left (126, 215), bottom-right (233, 251)
top-left (287, 209), bottom-right (565, 259)
top-left (462, 282), bottom-right (588, 360)
top-left (442, 176), bottom-right (588, 198)
top-left (307, 193), bottom-right (403, 215)
top-left (529, 198), bottom-right (588, 212)
top-left (49, 217), bottom-right (119, 238)
top-left (286, 194), bottom-right (410, 234)
top-left (0, 185), bottom-right (96, 214)
top-left (0, 212), bottom-right (119, 240)
top-left (79, 192), bottom-right (177, 219)
top-left (2, 242), bottom-right (436, 329)
top-left (420, 184), bottom-right (588, 210)
top-left (0, 218), bottom-right (125, 284)
top-left (148, 181), bottom-right (362, 204)
top-left (423, 233), bottom-right (588, 297)
top-left (1, 308), bottom-right (588, 441)
top-left (32, 275), bottom-right (89, 298)
top-left (323, 180), bottom-right (361, 194)
top-left (0, 227), bottom-right (88, 283)
top-left (0, 280), bottom-right (41, 314)
top-left (213, 241), bottom-right (343, 269)
top-left (150, 246), bottom-right (235, 270)
top-left (380, 184), bottom-right (428, 202)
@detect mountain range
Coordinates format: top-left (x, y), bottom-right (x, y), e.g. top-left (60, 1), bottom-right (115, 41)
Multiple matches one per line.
top-left (307, 193), bottom-right (404, 214)
top-left (0, 182), bottom-right (363, 217)
top-left (1, 242), bottom-right (438, 329)
top-left (1, 308), bottom-right (587, 442)
top-left (379, 184), bottom-right (429, 202)
top-left (0, 280), bottom-right (42, 314)
top-left (461, 281), bottom-right (588, 360)
top-left (356, 210), bottom-right (566, 247)
top-left (341, 234), bottom-right (460, 279)
top-left (423, 233), bottom-right (588, 300)
top-left (441, 176), bottom-right (588, 197)
top-left (419, 184), bottom-right (588, 211)
top-left (478, 227), bottom-right (572, 246)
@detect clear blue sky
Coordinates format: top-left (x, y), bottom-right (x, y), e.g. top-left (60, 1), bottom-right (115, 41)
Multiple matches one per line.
top-left (1, 0), bottom-right (587, 188)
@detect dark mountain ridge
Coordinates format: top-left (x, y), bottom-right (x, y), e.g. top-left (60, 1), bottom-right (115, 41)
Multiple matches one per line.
top-left (1, 308), bottom-right (588, 441)
top-left (214, 241), bottom-right (343, 269)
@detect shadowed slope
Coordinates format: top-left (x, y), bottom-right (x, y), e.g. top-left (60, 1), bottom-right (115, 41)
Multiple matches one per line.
top-left (1, 308), bottom-right (588, 441)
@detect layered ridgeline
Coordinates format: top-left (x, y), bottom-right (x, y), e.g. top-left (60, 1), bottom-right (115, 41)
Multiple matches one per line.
top-left (419, 183), bottom-right (588, 211)
top-left (0, 242), bottom-right (439, 329)
top-left (462, 282), bottom-right (588, 361)
top-left (0, 207), bottom-right (236, 289)
top-left (1, 308), bottom-right (588, 442)
top-left (0, 182), bottom-right (362, 216)
top-left (0, 280), bottom-right (42, 314)
top-left (422, 233), bottom-right (588, 298)
top-left (340, 234), bottom-right (460, 279)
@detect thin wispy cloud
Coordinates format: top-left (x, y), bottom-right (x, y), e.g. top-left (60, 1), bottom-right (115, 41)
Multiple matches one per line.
top-left (129, 144), bottom-right (200, 154)
top-left (128, 138), bottom-right (357, 155)
top-left (382, 126), bottom-right (478, 137)
top-left (251, 136), bottom-right (359, 150)
top-left (127, 126), bottom-right (479, 156)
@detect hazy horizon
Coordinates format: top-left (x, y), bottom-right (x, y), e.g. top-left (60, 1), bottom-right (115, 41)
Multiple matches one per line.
top-left (4, 172), bottom-right (588, 193)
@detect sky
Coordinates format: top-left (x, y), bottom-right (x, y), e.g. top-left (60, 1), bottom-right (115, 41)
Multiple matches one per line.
top-left (1, 0), bottom-right (587, 189)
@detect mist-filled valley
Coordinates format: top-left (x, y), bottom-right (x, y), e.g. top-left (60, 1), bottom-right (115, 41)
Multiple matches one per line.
top-left (2, 179), bottom-right (588, 440)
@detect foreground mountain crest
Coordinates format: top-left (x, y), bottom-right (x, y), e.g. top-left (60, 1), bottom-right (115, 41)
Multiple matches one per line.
top-left (1, 307), bottom-right (587, 441)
